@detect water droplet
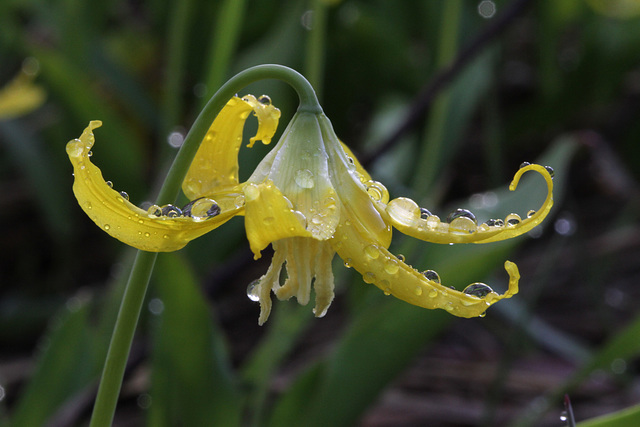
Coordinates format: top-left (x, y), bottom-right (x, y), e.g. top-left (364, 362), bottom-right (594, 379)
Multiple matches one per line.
top-left (387, 197), bottom-right (420, 225)
top-left (365, 181), bottom-right (389, 203)
top-left (519, 161), bottom-right (531, 169)
top-left (505, 213), bottom-right (521, 226)
top-left (161, 204), bottom-right (182, 218)
top-left (422, 270), bottom-right (441, 284)
top-left (428, 289), bottom-right (438, 298)
top-left (445, 303), bottom-right (455, 312)
top-left (414, 286), bottom-right (423, 296)
top-left (544, 165), bottom-right (555, 178)
top-left (446, 208), bottom-right (477, 224)
top-left (420, 207), bottom-right (432, 219)
top-left (87, 150), bottom-right (93, 157)
top-left (559, 411), bottom-right (568, 422)
top-left (397, 254), bottom-right (405, 262)
top-left (363, 272), bottom-right (376, 284)
top-left (85, 201), bottom-right (92, 210)
top-left (263, 216), bottom-right (275, 225)
top-left (485, 218), bottom-right (504, 227)
top-left (449, 216), bottom-right (478, 234)
top-left (104, 224), bottom-right (111, 230)
top-left (527, 209), bottom-right (536, 218)
top-left (106, 180), bottom-right (113, 188)
top-left (183, 197), bottom-right (220, 219)
top-left (426, 215), bottom-right (440, 228)
top-left (479, 312), bottom-right (486, 318)
top-left (294, 169), bottom-right (315, 189)
top-left (364, 244), bottom-right (380, 259)
top-left (144, 232), bottom-right (150, 237)
top-left (344, 258), bottom-right (353, 268)
top-left (463, 282), bottom-right (493, 298)
top-left (258, 95), bottom-right (272, 105)
top-left (119, 191), bottom-right (129, 201)
top-left (347, 157), bottom-right (355, 165)
top-left (384, 258), bottom-right (399, 274)
top-left (148, 205), bottom-right (162, 217)
top-left (234, 195), bottom-right (245, 208)
top-left (246, 280), bottom-right (260, 302)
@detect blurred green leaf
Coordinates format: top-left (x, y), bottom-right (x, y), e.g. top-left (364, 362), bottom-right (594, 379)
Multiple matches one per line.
top-left (11, 304), bottom-right (99, 427)
top-left (577, 403), bottom-right (640, 427)
top-left (148, 252), bottom-right (241, 427)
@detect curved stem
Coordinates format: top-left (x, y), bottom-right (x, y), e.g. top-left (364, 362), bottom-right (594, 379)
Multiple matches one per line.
top-left (89, 64), bottom-right (320, 427)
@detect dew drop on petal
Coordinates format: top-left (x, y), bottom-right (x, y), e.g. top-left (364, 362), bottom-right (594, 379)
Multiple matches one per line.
top-left (420, 207), bottom-right (432, 219)
top-left (183, 197), bottom-right (220, 219)
top-left (364, 244), bottom-right (380, 259)
top-left (428, 289), bottom-right (438, 298)
top-left (414, 286), bottom-right (423, 296)
top-left (463, 282), bottom-right (493, 298)
top-left (384, 258), bottom-right (399, 274)
top-left (263, 216), bottom-right (275, 225)
top-left (527, 209), bottom-right (536, 218)
top-left (106, 180), bottom-right (113, 188)
top-left (544, 165), bottom-right (555, 178)
top-left (294, 169), bottom-right (315, 189)
top-left (119, 191), bottom-right (129, 201)
top-left (161, 204), bottom-right (182, 218)
top-left (387, 197), bottom-right (420, 225)
top-left (505, 213), bottom-right (521, 226)
top-left (485, 218), bottom-right (504, 227)
top-left (343, 258), bottom-right (353, 268)
top-left (519, 161), bottom-right (531, 169)
top-left (446, 208), bottom-right (477, 224)
top-left (449, 216), bottom-right (478, 234)
top-left (258, 95), bottom-right (272, 105)
top-left (104, 224), bottom-right (111, 230)
top-left (148, 205), bottom-right (162, 217)
top-left (246, 280), bottom-right (260, 302)
top-left (363, 272), bottom-right (376, 284)
top-left (422, 270), bottom-right (441, 284)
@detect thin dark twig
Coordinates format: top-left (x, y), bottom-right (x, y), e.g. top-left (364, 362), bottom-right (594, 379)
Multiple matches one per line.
top-left (360, 0), bottom-right (535, 167)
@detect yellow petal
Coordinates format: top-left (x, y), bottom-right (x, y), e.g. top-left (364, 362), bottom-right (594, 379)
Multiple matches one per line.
top-left (182, 95), bottom-right (281, 200)
top-left (67, 121), bottom-right (242, 252)
top-left (0, 70), bottom-right (46, 119)
top-left (385, 164), bottom-right (554, 244)
top-left (331, 216), bottom-right (519, 318)
top-left (243, 180), bottom-right (312, 259)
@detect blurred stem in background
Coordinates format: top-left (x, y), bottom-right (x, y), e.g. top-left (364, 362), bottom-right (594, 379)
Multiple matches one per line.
top-left (413, 0), bottom-right (462, 199)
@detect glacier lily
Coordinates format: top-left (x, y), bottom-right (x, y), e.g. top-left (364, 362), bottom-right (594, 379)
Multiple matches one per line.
top-left (67, 74), bottom-right (553, 326)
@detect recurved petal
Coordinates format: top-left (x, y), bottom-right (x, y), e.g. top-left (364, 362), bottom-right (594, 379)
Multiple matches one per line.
top-left (330, 216), bottom-right (519, 318)
top-left (182, 95), bottom-right (281, 200)
top-left (243, 180), bottom-right (312, 259)
top-left (385, 164), bottom-right (554, 244)
top-left (67, 121), bottom-right (242, 252)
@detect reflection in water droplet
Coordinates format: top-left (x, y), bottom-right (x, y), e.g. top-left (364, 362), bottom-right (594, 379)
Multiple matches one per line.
top-left (294, 169), bottom-right (315, 188)
top-left (344, 258), bottom-right (353, 268)
top-left (544, 165), bottom-right (555, 178)
top-left (183, 197), bottom-right (220, 219)
top-left (119, 191), bottom-right (129, 201)
top-left (246, 280), bottom-right (260, 302)
top-left (485, 218), bottom-right (504, 227)
top-left (161, 204), bottom-right (182, 218)
top-left (258, 95), bottom-right (272, 105)
top-left (449, 216), bottom-right (478, 234)
top-left (148, 205), bottom-right (162, 217)
top-left (463, 282), bottom-right (493, 298)
top-left (505, 213), bottom-right (521, 226)
top-left (420, 207), bottom-right (432, 219)
top-left (106, 180), bottom-right (113, 188)
top-left (422, 270), bottom-right (441, 284)
top-left (527, 209), bottom-right (536, 218)
top-left (446, 208), bottom-right (477, 224)
top-left (519, 161), bottom-right (531, 169)
top-left (104, 224), bottom-right (111, 230)
top-left (559, 411), bottom-right (568, 422)
top-left (397, 254), bottom-right (405, 262)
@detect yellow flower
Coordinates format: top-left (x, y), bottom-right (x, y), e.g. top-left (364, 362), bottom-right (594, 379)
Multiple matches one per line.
top-left (67, 95), bottom-right (553, 325)
top-left (0, 68), bottom-right (46, 119)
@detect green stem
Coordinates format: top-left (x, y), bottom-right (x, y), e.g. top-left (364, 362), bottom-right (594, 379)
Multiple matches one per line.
top-left (412, 0), bottom-right (462, 197)
top-left (89, 64), bottom-right (320, 427)
top-left (304, 0), bottom-right (328, 99)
